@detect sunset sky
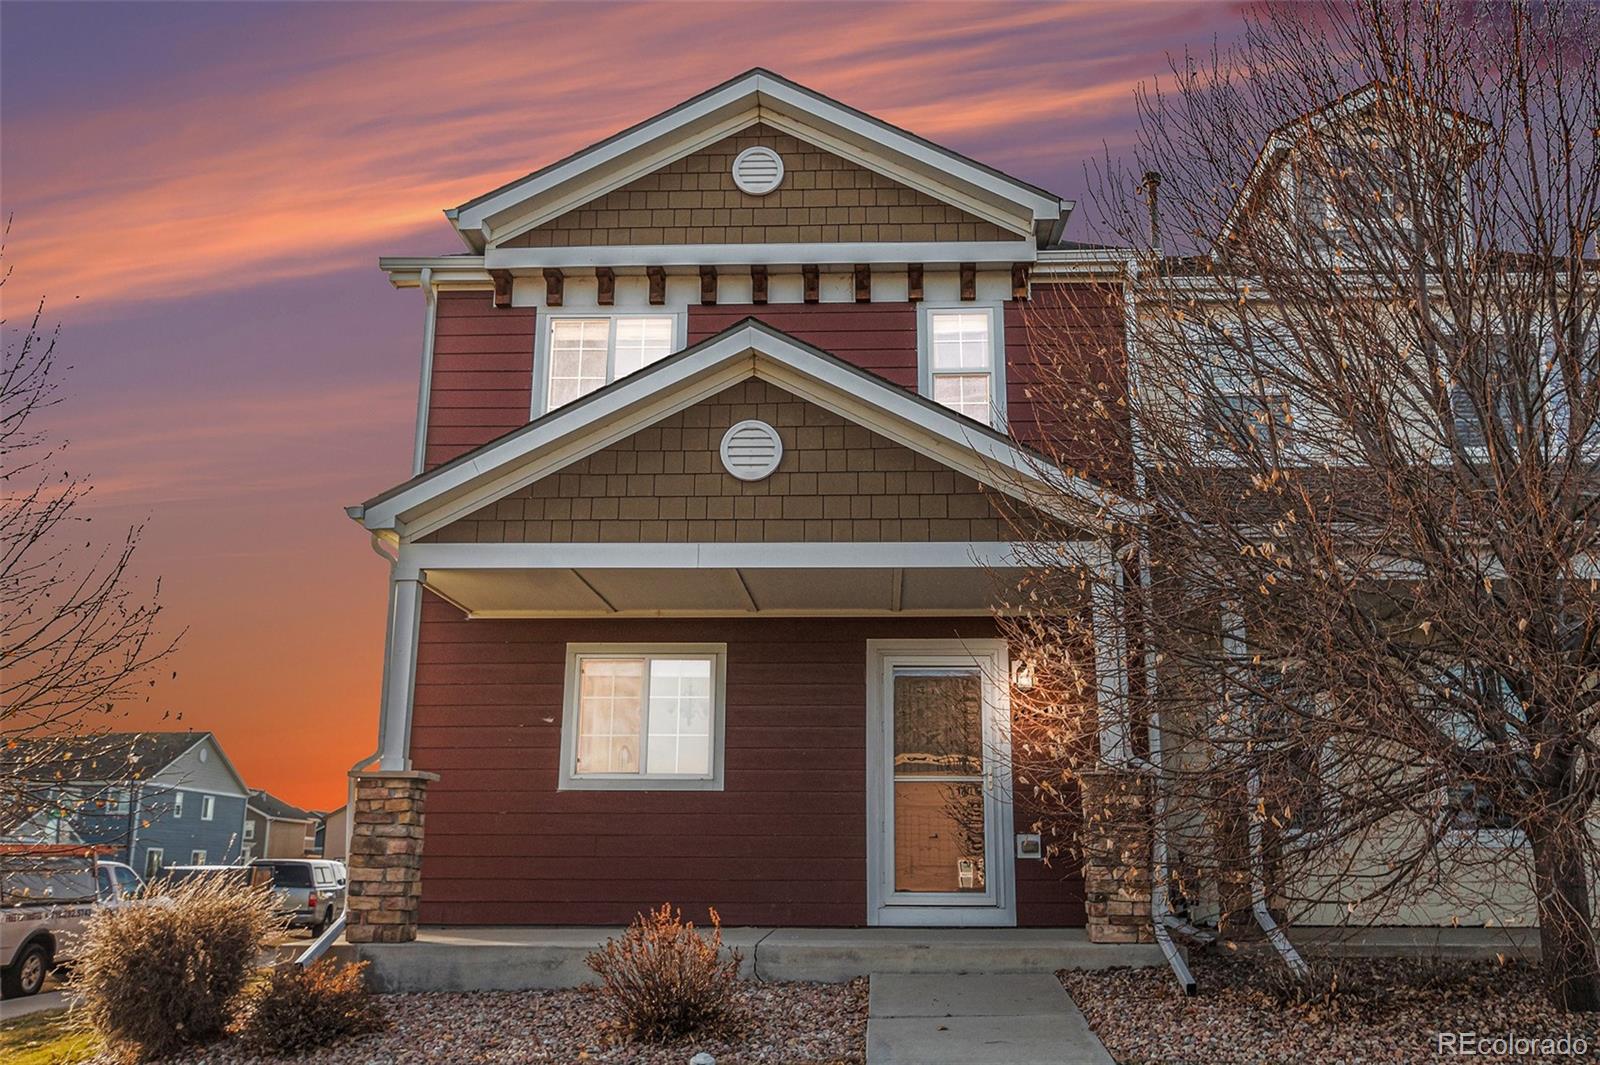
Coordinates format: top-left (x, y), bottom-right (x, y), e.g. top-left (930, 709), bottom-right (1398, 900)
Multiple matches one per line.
top-left (0, 1), bottom-right (1247, 810)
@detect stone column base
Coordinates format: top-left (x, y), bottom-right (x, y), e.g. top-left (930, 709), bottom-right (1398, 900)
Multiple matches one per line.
top-left (1079, 769), bottom-right (1154, 944)
top-left (345, 769), bottom-right (439, 945)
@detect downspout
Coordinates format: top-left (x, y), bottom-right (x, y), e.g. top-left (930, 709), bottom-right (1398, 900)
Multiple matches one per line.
top-left (1121, 257), bottom-right (1195, 993)
top-left (410, 268), bottom-right (438, 477)
top-left (299, 535), bottom-right (396, 967)
top-left (1222, 610), bottom-right (1309, 979)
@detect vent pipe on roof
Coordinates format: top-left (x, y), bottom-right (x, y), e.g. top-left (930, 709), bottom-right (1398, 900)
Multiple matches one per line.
top-left (1142, 171), bottom-right (1163, 248)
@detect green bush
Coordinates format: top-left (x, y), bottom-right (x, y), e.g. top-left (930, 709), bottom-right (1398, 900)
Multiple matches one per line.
top-left (586, 903), bottom-right (744, 1042)
top-left (235, 958), bottom-right (384, 1055)
top-left (71, 874), bottom-right (282, 1063)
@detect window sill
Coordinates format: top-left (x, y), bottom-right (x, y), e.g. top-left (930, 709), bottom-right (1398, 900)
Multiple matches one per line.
top-left (558, 775), bottom-right (723, 793)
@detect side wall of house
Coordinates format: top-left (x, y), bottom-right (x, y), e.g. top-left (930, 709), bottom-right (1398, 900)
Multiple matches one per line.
top-left (408, 601), bottom-right (1086, 927)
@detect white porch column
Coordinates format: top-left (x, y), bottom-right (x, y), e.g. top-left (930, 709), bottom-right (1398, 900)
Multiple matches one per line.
top-left (377, 576), bottom-right (424, 770)
top-left (1092, 566), bottom-right (1133, 764)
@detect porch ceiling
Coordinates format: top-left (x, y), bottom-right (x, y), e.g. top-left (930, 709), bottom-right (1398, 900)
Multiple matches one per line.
top-left (423, 564), bottom-right (1025, 618)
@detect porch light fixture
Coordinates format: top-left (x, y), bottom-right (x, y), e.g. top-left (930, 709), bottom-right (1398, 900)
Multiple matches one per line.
top-left (732, 146), bottom-right (784, 195)
top-left (1011, 658), bottom-right (1036, 691)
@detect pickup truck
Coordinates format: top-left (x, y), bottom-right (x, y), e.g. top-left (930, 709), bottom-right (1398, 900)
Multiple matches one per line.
top-left (1, 846), bottom-right (143, 998)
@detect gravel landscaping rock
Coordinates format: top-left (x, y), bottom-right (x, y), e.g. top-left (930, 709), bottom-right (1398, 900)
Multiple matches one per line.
top-left (1063, 955), bottom-right (1600, 1064)
top-left (107, 978), bottom-right (866, 1065)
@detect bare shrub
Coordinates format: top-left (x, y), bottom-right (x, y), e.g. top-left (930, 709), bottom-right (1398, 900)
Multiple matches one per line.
top-left (72, 874), bottom-right (282, 1062)
top-left (235, 958), bottom-right (384, 1055)
top-left (1249, 959), bottom-right (1381, 1022)
top-left (586, 903), bottom-right (744, 1042)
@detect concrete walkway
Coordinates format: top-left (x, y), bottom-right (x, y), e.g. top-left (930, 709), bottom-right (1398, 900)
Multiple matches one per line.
top-left (866, 972), bottom-right (1112, 1065)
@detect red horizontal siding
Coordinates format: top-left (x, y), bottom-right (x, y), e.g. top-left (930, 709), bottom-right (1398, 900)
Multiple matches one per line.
top-left (689, 303), bottom-right (919, 390)
top-left (423, 292), bottom-right (535, 469)
top-left (409, 602), bottom-right (1085, 927)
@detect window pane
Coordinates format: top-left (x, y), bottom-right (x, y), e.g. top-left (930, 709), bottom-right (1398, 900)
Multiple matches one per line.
top-left (930, 311), bottom-right (991, 369)
top-left (613, 317), bottom-right (676, 378)
top-left (576, 658), bottom-right (644, 774)
top-left (548, 319), bottom-right (610, 409)
top-left (646, 658), bottom-right (713, 776)
top-left (932, 373), bottom-right (991, 422)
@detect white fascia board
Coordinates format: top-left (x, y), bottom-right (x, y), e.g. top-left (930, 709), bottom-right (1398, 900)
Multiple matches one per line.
top-left (457, 80), bottom-right (762, 234)
top-left (750, 76), bottom-right (1059, 223)
top-left (395, 540), bottom-right (1105, 578)
top-left (483, 241), bottom-right (1037, 271)
top-left (379, 256), bottom-right (491, 289)
top-left (458, 71), bottom-right (1059, 244)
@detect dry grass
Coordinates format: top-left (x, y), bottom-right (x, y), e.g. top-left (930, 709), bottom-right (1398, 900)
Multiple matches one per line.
top-left (585, 904), bottom-right (745, 1043)
top-left (70, 875), bottom-right (283, 1063)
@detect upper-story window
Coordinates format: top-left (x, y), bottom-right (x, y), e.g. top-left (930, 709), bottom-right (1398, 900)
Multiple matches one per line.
top-left (919, 304), bottom-right (1005, 428)
top-left (539, 313), bottom-right (681, 413)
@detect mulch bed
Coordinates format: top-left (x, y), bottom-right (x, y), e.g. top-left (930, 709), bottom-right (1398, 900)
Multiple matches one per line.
top-left (1062, 955), bottom-right (1600, 1064)
top-left (154, 978), bottom-right (867, 1064)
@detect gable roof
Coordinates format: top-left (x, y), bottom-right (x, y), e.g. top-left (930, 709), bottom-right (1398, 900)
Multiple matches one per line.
top-left (1219, 82), bottom-right (1491, 242)
top-left (449, 69), bottom-right (1068, 252)
top-left (349, 319), bottom-right (1126, 541)
top-left (248, 789), bottom-right (316, 823)
top-left (1, 731), bottom-right (217, 785)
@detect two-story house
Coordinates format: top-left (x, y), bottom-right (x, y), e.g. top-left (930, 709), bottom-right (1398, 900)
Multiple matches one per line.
top-left (5, 732), bottom-right (251, 878)
top-left (243, 789), bottom-right (318, 860)
top-left (347, 70), bottom-right (1134, 937)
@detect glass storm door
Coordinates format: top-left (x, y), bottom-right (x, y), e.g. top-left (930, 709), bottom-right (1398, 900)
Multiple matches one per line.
top-left (869, 643), bottom-right (1014, 925)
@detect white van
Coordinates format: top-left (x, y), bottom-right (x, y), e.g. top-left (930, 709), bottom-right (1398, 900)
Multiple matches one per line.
top-left (1, 847), bottom-right (143, 998)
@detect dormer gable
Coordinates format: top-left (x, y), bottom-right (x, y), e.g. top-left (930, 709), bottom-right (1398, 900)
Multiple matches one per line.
top-left (448, 69), bottom-right (1068, 254)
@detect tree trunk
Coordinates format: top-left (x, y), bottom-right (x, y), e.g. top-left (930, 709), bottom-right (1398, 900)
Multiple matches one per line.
top-left (1530, 818), bottom-right (1600, 1011)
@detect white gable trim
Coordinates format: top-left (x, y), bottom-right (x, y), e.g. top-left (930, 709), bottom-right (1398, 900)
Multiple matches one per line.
top-left (148, 735), bottom-right (251, 800)
top-left (483, 241), bottom-right (1037, 272)
top-left (350, 323), bottom-right (1123, 540)
top-left (454, 71), bottom-right (1062, 250)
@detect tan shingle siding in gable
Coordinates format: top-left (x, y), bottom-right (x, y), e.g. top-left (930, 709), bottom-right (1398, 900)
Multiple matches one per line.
top-left (499, 124), bottom-right (1018, 248)
top-left (420, 379), bottom-right (1065, 545)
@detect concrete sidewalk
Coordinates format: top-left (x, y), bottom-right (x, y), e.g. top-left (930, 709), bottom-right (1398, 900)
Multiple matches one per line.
top-left (866, 972), bottom-right (1112, 1065)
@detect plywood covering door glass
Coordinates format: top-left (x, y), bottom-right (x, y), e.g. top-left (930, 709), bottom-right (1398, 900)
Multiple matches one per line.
top-left (892, 668), bottom-right (986, 894)
top-left (574, 654), bottom-right (714, 778)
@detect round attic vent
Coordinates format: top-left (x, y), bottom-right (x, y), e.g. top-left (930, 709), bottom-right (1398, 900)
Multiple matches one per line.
top-left (731, 146), bottom-right (784, 196)
top-left (720, 420), bottom-right (784, 481)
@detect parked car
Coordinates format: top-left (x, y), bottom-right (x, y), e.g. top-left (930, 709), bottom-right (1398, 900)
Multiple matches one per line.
top-left (248, 858), bottom-right (344, 934)
top-left (1, 846), bottom-right (143, 998)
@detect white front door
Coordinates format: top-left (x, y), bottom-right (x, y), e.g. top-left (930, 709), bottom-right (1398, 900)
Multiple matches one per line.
top-left (866, 639), bottom-right (1015, 926)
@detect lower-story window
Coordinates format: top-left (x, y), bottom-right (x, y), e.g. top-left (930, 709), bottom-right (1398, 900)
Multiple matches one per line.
top-left (190, 849), bottom-right (207, 865)
top-left (559, 644), bottom-right (726, 791)
top-left (144, 847), bottom-right (164, 879)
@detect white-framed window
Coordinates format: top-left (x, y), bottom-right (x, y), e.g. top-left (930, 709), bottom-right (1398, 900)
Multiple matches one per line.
top-left (243, 818), bottom-right (255, 841)
top-left (558, 644), bottom-right (727, 791)
top-left (536, 312), bottom-right (682, 413)
top-left (1202, 387), bottom-right (1295, 454)
top-left (200, 795), bottom-right (215, 821)
top-left (98, 786), bottom-right (131, 815)
top-left (190, 849), bottom-right (207, 865)
top-left (918, 303), bottom-right (1005, 428)
top-left (144, 848), bottom-right (164, 879)
top-left (172, 791), bottom-right (184, 819)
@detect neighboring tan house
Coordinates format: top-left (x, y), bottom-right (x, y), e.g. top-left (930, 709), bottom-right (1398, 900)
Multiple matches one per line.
top-left (1, 732), bottom-right (250, 878)
top-left (349, 69), bottom-right (1131, 935)
top-left (320, 805), bottom-right (348, 860)
top-left (244, 790), bottom-right (318, 860)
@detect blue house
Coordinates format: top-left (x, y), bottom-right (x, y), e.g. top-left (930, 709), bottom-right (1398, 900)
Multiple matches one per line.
top-left (8, 732), bottom-right (251, 878)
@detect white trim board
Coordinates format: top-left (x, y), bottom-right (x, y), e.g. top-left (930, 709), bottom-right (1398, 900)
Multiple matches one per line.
top-left (350, 320), bottom-right (1128, 540)
top-left (450, 70), bottom-right (1063, 251)
top-left (483, 241), bottom-right (1038, 272)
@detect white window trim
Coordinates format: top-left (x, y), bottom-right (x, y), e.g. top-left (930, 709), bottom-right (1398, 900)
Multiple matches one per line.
top-left (190, 849), bottom-right (207, 865)
top-left (1194, 382), bottom-right (1300, 465)
top-left (144, 847), bottom-right (164, 878)
top-left (916, 301), bottom-right (1007, 430)
top-left (172, 791), bottom-right (184, 819)
top-left (532, 310), bottom-right (687, 416)
top-left (243, 818), bottom-right (255, 840)
top-left (558, 642), bottom-right (727, 792)
top-left (200, 795), bottom-right (215, 821)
